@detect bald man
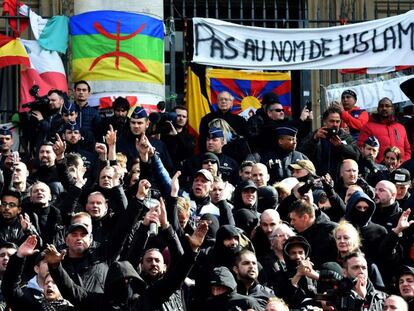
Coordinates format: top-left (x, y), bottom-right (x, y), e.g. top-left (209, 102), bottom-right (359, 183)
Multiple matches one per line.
top-left (372, 180), bottom-right (403, 232)
top-left (252, 209), bottom-right (281, 259)
top-left (384, 295), bottom-right (408, 311)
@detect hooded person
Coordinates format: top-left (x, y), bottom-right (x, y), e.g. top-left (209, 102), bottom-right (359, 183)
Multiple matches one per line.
top-left (271, 236), bottom-right (317, 309)
top-left (190, 225), bottom-right (243, 309)
top-left (199, 213), bottom-right (219, 249)
top-left (200, 266), bottom-right (261, 311)
top-left (345, 191), bottom-right (387, 262)
top-left (232, 180), bottom-right (259, 214)
top-left (233, 208), bottom-right (259, 238)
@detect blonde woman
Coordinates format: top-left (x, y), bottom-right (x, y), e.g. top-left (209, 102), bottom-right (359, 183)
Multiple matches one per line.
top-left (332, 220), bottom-right (385, 289)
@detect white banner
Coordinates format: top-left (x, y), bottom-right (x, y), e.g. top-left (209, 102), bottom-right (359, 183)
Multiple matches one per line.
top-left (326, 75), bottom-right (414, 110)
top-left (193, 11), bottom-right (414, 70)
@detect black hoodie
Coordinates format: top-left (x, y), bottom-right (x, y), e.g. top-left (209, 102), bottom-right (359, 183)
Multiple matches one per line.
top-left (201, 266), bottom-right (260, 311)
top-left (345, 191), bottom-right (387, 261)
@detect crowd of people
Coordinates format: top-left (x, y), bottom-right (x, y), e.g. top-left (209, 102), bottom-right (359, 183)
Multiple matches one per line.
top-left (0, 80), bottom-right (413, 311)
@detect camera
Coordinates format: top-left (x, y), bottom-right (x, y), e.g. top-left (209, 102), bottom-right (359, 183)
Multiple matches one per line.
top-left (325, 127), bottom-right (338, 138)
top-left (315, 275), bottom-right (357, 311)
top-left (21, 85), bottom-right (50, 112)
top-left (148, 102), bottom-right (177, 135)
top-left (297, 177), bottom-right (319, 196)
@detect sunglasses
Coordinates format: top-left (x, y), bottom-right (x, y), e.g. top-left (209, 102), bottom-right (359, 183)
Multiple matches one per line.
top-left (203, 160), bottom-right (217, 165)
top-left (269, 108), bottom-right (284, 112)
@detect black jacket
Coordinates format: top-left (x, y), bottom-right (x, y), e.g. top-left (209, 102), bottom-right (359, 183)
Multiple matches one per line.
top-left (236, 280), bottom-right (274, 310)
top-left (49, 260), bottom-right (144, 311)
top-left (0, 215), bottom-right (41, 247)
top-left (260, 148), bottom-right (309, 184)
top-left (200, 266), bottom-right (260, 311)
top-left (61, 196), bottom-right (142, 293)
top-left (298, 209), bottom-right (338, 269)
top-left (2, 254), bottom-right (74, 311)
top-left (345, 191), bottom-right (388, 262)
top-left (372, 201), bottom-right (402, 233)
top-left (299, 128), bottom-right (360, 182)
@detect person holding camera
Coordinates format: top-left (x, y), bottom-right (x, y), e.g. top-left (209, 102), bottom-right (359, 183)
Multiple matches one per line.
top-left (331, 89), bottom-right (369, 141)
top-left (299, 107), bottom-right (360, 183)
top-left (32, 89), bottom-right (66, 149)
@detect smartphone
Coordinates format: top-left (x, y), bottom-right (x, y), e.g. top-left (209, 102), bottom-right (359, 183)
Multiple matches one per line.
top-left (305, 100), bottom-right (312, 111)
top-left (12, 151), bottom-right (19, 163)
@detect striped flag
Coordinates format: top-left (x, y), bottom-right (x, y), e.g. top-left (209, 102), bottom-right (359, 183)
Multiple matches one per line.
top-left (20, 40), bottom-right (68, 109)
top-left (0, 34), bottom-right (29, 68)
top-left (70, 10), bottom-right (164, 96)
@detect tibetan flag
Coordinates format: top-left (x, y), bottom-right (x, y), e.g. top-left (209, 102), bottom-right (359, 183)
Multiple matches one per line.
top-left (20, 40), bottom-right (68, 110)
top-left (2, 0), bottom-right (29, 37)
top-left (70, 10), bottom-right (164, 89)
top-left (0, 34), bottom-right (29, 68)
top-left (205, 68), bottom-right (292, 117)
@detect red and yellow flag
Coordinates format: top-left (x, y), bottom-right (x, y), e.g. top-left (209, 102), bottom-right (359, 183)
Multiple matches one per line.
top-left (0, 34), bottom-right (30, 68)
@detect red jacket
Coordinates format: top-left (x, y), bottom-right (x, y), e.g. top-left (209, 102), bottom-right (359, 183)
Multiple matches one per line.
top-left (358, 114), bottom-right (411, 163)
top-left (341, 106), bottom-right (369, 131)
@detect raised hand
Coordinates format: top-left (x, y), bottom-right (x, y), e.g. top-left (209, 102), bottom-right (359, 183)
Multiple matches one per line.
top-left (95, 143), bottom-right (108, 160)
top-left (142, 207), bottom-right (160, 226)
top-left (17, 235), bottom-right (38, 257)
top-left (158, 198), bottom-right (168, 228)
top-left (136, 135), bottom-right (151, 162)
top-left (105, 124), bottom-right (117, 146)
top-left (53, 133), bottom-right (66, 160)
top-left (394, 208), bottom-right (414, 235)
top-left (186, 220), bottom-right (208, 252)
top-left (19, 213), bottom-right (32, 231)
top-left (170, 171), bottom-right (181, 197)
top-left (137, 179), bottom-right (151, 200)
top-left (74, 166), bottom-right (87, 188)
top-left (43, 244), bottom-right (65, 268)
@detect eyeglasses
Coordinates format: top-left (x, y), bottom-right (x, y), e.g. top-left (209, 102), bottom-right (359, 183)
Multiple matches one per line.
top-left (1, 202), bottom-right (18, 208)
top-left (269, 108), bottom-right (284, 113)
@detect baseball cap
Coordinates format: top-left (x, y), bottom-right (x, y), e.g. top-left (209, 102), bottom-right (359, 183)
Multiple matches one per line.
top-left (201, 152), bottom-right (220, 165)
top-left (66, 223), bottom-right (90, 235)
top-left (288, 160), bottom-right (316, 176)
top-left (390, 168), bottom-right (411, 186)
top-left (239, 180), bottom-right (257, 191)
top-left (194, 169), bottom-right (214, 182)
